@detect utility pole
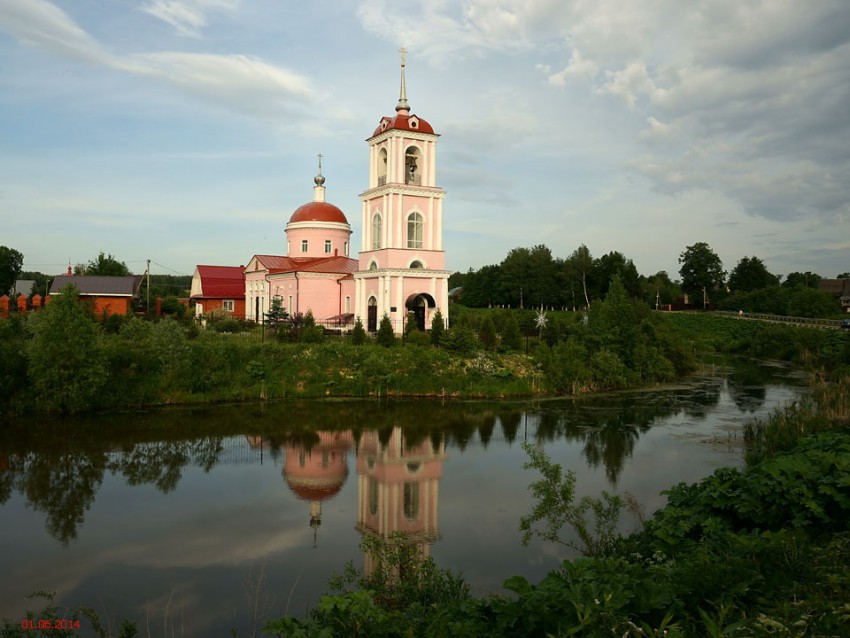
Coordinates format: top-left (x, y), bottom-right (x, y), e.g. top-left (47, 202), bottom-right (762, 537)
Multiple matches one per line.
top-left (146, 259), bottom-right (151, 314)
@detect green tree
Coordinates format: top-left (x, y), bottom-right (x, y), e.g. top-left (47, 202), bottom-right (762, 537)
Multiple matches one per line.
top-left (0, 246), bottom-right (24, 296)
top-left (728, 256), bottom-right (779, 293)
top-left (478, 315), bottom-right (497, 350)
top-left (430, 309), bottom-right (445, 346)
top-left (782, 271), bottom-right (822, 289)
top-left (568, 244), bottom-right (594, 309)
top-left (26, 285), bottom-right (107, 412)
top-left (376, 314), bottom-right (395, 347)
top-left (404, 311), bottom-right (418, 337)
top-left (351, 316), bottom-right (367, 345)
top-left (264, 297), bottom-right (288, 327)
top-left (75, 252), bottom-right (131, 276)
top-left (641, 270), bottom-right (681, 307)
top-left (678, 242), bottom-right (725, 303)
top-left (593, 251), bottom-right (640, 298)
top-left (500, 312), bottom-right (523, 351)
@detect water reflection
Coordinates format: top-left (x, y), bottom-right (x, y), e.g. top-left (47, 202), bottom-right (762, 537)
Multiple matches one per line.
top-left (281, 431), bottom-right (354, 548)
top-left (0, 364), bottom-right (802, 548)
top-left (355, 428), bottom-right (445, 575)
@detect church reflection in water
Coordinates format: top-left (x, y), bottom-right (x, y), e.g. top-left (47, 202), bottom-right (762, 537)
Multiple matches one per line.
top-left (277, 428), bottom-right (446, 571)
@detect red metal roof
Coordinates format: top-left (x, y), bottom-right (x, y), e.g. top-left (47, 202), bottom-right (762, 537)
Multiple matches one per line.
top-left (371, 113), bottom-right (435, 137)
top-left (253, 255), bottom-right (358, 276)
top-left (288, 201), bottom-right (348, 224)
top-left (194, 265), bottom-right (245, 299)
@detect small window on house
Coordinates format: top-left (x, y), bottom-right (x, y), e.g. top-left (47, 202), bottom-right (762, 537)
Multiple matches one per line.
top-left (287, 241), bottom-right (291, 255)
top-left (410, 260), bottom-right (424, 269)
top-left (369, 261), bottom-right (378, 271)
top-left (345, 296), bottom-right (351, 313)
top-left (301, 240), bottom-right (308, 253)
top-left (325, 240), bottom-right (332, 254)
top-left (222, 300), bottom-right (234, 312)
top-left (344, 241), bottom-right (349, 256)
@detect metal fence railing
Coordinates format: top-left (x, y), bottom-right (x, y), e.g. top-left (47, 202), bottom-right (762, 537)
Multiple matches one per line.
top-left (713, 310), bottom-right (845, 329)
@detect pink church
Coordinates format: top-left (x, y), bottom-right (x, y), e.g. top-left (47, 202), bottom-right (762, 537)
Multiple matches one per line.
top-left (197, 55), bottom-right (450, 333)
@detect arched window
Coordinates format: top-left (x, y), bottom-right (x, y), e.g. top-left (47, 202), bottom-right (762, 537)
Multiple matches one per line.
top-left (407, 212), bottom-right (423, 249)
top-left (371, 213), bottom-right (382, 250)
top-left (409, 260), bottom-right (424, 269)
top-left (369, 261), bottom-right (378, 271)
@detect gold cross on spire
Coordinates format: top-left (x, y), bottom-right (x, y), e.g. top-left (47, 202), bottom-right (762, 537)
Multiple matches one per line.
top-left (317, 153), bottom-right (323, 173)
top-left (399, 46), bottom-right (407, 67)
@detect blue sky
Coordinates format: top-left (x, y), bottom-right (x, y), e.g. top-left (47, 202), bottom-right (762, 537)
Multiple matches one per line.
top-left (2, 0), bottom-right (848, 280)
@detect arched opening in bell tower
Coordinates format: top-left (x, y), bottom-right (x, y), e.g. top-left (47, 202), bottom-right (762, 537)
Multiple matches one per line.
top-left (405, 146), bottom-right (421, 185)
top-left (378, 148), bottom-right (388, 186)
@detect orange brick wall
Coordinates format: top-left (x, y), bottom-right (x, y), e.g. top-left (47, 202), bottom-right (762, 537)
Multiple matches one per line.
top-left (93, 297), bottom-right (132, 317)
top-left (201, 298), bottom-right (246, 320)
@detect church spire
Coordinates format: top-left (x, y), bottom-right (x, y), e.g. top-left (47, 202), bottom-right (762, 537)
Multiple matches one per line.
top-left (395, 47), bottom-right (410, 114)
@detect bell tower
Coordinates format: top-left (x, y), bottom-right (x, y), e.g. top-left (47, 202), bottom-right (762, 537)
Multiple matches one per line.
top-left (354, 50), bottom-right (450, 333)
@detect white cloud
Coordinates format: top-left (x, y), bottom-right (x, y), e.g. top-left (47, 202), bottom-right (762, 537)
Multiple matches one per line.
top-left (0, 0), bottom-right (314, 124)
top-left (542, 49), bottom-right (598, 87)
top-left (140, 0), bottom-right (239, 37)
top-left (0, 0), bottom-right (113, 64)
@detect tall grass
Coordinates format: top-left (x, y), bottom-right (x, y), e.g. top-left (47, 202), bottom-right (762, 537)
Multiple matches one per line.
top-left (744, 375), bottom-right (850, 465)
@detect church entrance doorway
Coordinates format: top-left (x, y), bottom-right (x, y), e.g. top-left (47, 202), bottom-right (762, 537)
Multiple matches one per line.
top-left (367, 297), bottom-right (378, 332)
top-left (405, 293), bottom-right (436, 331)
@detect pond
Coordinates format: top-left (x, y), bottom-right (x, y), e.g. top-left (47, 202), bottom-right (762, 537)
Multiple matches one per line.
top-left (0, 360), bottom-right (806, 636)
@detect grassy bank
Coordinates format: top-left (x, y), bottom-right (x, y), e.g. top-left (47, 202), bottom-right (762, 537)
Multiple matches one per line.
top-left (664, 311), bottom-right (850, 373)
top-left (0, 279), bottom-right (695, 414)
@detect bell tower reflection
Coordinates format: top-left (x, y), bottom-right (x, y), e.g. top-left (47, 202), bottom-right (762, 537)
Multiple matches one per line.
top-left (282, 431), bottom-right (354, 548)
top-left (355, 428), bottom-right (446, 575)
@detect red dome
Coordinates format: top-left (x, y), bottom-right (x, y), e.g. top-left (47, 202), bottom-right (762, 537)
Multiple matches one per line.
top-left (371, 113), bottom-right (435, 137)
top-left (289, 201), bottom-right (348, 225)
top-left (286, 478), bottom-right (344, 502)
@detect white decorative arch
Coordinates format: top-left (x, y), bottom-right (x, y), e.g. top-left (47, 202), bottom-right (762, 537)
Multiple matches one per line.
top-left (408, 257), bottom-right (427, 269)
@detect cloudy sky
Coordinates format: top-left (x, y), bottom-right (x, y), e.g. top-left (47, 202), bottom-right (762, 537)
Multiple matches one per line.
top-left (2, 0), bottom-right (848, 280)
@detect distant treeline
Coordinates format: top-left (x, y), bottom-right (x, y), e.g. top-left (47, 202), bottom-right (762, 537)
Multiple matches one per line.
top-left (450, 243), bottom-right (845, 318)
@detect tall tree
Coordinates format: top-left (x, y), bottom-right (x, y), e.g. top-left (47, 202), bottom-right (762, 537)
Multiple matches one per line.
top-left (594, 251), bottom-right (640, 298)
top-left (782, 271), bottom-right (822, 289)
top-left (75, 252), bottom-right (131, 276)
top-left (568, 245), bottom-right (594, 309)
top-left (728, 256), bottom-right (779, 293)
top-left (0, 246), bottom-right (24, 296)
top-left (678, 242), bottom-right (725, 302)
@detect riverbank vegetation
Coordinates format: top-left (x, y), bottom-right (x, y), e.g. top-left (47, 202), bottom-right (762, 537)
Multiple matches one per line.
top-left (2, 279), bottom-right (848, 415)
top-left (0, 278), bottom-right (697, 415)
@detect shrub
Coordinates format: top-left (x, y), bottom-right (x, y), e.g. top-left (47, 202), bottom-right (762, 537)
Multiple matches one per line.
top-left (351, 317), bottom-right (367, 345)
top-left (430, 309), bottom-right (445, 346)
top-left (376, 314), bottom-right (395, 347)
